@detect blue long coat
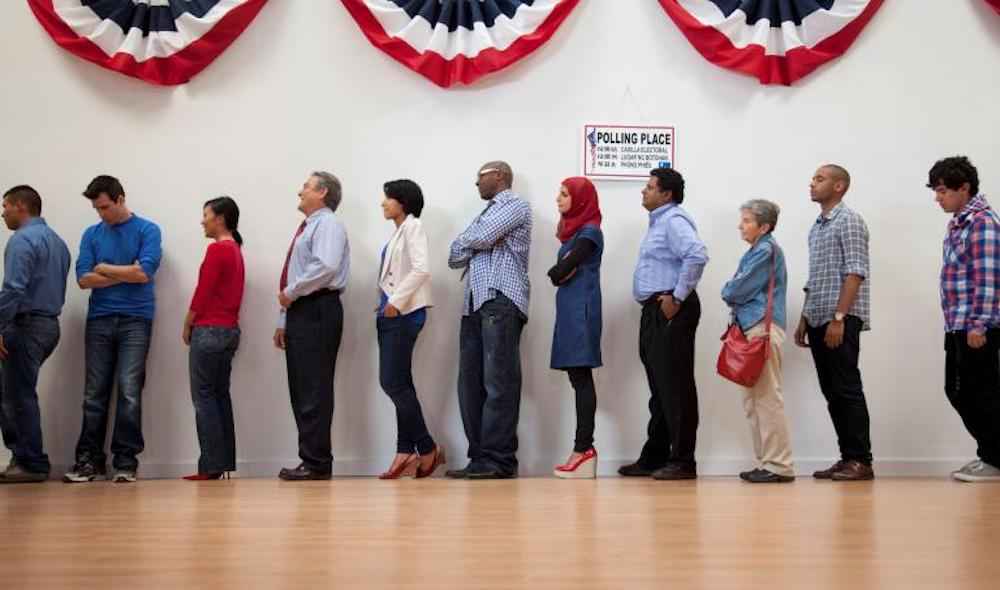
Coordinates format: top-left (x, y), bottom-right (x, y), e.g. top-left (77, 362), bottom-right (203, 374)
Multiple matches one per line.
top-left (550, 226), bottom-right (603, 369)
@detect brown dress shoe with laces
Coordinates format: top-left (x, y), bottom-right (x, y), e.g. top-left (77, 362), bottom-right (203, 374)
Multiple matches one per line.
top-left (812, 460), bottom-right (847, 479)
top-left (831, 460), bottom-right (874, 481)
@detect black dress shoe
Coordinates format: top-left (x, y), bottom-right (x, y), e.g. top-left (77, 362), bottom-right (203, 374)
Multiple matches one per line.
top-left (617, 462), bottom-right (661, 477)
top-left (651, 464), bottom-right (697, 480)
top-left (739, 468), bottom-right (761, 481)
top-left (744, 469), bottom-right (794, 483)
top-left (278, 464), bottom-right (332, 481)
top-left (445, 463), bottom-right (473, 479)
top-left (465, 466), bottom-right (517, 480)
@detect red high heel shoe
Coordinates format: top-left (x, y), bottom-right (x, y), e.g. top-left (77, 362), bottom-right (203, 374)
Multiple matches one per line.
top-left (182, 472), bottom-right (229, 481)
top-left (379, 454), bottom-right (418, 480)
top-left (415, 445), bottom-right (447, 479)
top-left (554, 448), bottom-right (597, 479)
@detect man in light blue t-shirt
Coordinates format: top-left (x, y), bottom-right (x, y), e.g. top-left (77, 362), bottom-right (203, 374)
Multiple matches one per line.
top-left (63, 175), bottom-right (162, 484)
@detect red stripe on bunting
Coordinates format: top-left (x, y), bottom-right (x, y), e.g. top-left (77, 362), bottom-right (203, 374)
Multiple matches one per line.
top-left (987, 0), bottom-right (1000, 15)
top-left (657, 0), bottom-right (885, 85)
top-left (27, 0), bottom-right (269, 86)
top-left (340, 0), bottom-right (580, 88)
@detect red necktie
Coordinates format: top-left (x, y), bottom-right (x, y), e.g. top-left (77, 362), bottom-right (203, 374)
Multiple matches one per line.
top-left (279, 220), bottom-right (307, 292)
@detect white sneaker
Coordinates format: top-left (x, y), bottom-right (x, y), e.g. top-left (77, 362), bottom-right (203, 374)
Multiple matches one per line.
top-left (112, 469), bottom-right (137, 483)
top-left (953, 460), bottom-right (1000, 482)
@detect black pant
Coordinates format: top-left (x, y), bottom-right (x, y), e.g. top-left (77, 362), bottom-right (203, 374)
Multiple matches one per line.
top-left (945, 330), bottom-right (1000, 467)
top-left (637, 291), bottom-right (700, 469)
top-left (285, 290), bottom-right (343, 473)
top-left (458, 293), bottom-right (525, 475)
top-left (566, 367), bottom-right (596, 453)
top-left (807, 316), bottom-right (872, 464)
top-left (377, 313), bottom-right (434, 455)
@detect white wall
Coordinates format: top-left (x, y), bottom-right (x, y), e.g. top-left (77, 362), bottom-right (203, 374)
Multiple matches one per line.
top-left (1, 0), bottom-right (998, 477)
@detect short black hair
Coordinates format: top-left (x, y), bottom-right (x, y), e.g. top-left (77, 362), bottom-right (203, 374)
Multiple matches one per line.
top-left (927, 156), bottom-right (979, 196)
top-left (83, 175), bottom-right (125, 202)
top-left (650, 168), bottom-right (685, 204)
top-left (383, 179), bottom-right (425, 218)
top-left (3, 185), bottom-right (42, 216)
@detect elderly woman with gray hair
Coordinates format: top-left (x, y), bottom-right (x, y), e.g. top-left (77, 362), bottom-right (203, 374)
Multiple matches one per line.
top-left (721, 199), bottom-right (795, 483)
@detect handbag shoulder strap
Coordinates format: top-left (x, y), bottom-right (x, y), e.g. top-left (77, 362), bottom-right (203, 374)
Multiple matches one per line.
top-left (763, 243), bottom-right (778, 335)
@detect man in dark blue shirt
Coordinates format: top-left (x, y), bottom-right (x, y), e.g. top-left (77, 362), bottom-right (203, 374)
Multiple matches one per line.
top-left (64, 175), bottom-right (162, 484)
top-left (0, 185), bottom-right (70, 484)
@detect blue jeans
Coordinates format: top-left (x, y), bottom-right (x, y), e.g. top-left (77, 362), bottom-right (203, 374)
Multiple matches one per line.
top-left (377, 312), bottom-right (434, 455)
top-left (74, 315), bottom-right (152, 471)
top-left (0, 315), bottom-right (60, 473)
top-left (458, 293), bottom-right (525, 474)
top-left (189, 326), bottom-right (240, 473)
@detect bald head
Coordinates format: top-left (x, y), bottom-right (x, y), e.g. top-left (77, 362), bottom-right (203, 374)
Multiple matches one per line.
top-left (821, 164), bottom-right (851, 193)
top-left (476, 160), bottom-right (514, 200)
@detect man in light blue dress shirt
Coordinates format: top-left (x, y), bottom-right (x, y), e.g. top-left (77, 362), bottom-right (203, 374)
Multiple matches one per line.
top-left (0, 185), bottom-right (70, 484)
top-left (621, 168), bottom-right (709, 481)
top-left (274, 171), bottom-right (350, 481)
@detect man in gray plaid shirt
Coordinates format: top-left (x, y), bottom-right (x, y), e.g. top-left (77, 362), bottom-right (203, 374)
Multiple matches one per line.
top-left (794, 164), bottom-right (874, 481)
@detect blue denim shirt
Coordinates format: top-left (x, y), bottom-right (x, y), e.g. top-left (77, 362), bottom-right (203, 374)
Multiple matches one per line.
top-left (721, 234), bottom-right (787, 331)
top-left (0, 218), bottom-right (71, 332)
top-left (633, 202), bottom-right (709, 302)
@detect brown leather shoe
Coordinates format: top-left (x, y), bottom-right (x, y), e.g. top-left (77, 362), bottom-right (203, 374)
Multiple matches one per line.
top-left (812, 460), bottom-right (847, 479)
top-left (831, 460), bottom-right (874, 481)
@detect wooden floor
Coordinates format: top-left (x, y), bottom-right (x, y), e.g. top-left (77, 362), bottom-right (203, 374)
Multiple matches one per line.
top-left (2, 477), bottom-right (999, 589)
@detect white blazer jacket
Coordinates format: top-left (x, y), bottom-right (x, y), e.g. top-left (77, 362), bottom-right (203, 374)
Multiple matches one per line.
top-left (379, 215), bottom-right (433, 314)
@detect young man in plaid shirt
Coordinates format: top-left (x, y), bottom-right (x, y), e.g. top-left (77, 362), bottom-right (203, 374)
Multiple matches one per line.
top-left (931, 156), bottom-right (1000, 483)
top-left (794, 164), bottom-right (874, 481)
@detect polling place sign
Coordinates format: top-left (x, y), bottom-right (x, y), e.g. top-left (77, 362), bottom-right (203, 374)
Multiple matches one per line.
top-left (583, 124), bottom-right (675, 179)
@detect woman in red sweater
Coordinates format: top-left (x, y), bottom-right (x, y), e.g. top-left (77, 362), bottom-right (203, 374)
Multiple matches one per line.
top-left (181, 197), bottom-right (245, 480)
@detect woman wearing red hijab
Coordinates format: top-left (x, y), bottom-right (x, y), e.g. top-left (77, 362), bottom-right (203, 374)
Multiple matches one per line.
top-left (548, 177), bottom-right (604, 478)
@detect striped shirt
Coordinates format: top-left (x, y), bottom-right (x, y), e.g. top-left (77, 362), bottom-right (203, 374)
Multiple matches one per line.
top-left (803, 202), bottom-right (871, 330)
top-left (941, 194), bottom-right (1000, 333)
top-left (448, 189), bottom-right (532, 318)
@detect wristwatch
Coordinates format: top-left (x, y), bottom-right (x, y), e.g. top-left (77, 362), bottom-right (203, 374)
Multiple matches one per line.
top-left (833, 312), bottom-right (846, 322)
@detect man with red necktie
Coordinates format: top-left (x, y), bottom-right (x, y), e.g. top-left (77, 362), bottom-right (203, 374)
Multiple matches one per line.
top-left (274, 172), bottom-right (351, 481)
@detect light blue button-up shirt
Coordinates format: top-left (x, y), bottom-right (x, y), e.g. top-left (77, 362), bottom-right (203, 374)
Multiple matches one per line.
top-left (633, 203), bottom-right (709, 303)
top-left (278, 207), bottom-right (350, 328)
top-left (0, 217), bottom-right (71, 332)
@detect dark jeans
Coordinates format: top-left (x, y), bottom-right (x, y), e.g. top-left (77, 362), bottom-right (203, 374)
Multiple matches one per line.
top-left (75, 315), bottom-right (152, 471)
top-left (0, 315), bottom-right (60, 473)
top-left (285, 290), bottom-right (343, 473)
top-left (458, 293), bottom-right (525, 474)
top-left (566, 367), bottom-right (596, 453)
top-left (378, 313), bottom-right (434, 455)
top-left (807, 316), bottom-right (873, 464)
top-left (189, 326), bottom-right (240, 474)
top-left (637, 291), bottom-right (700, 470)
top-left (945, 329), bottom-right (1000, 467)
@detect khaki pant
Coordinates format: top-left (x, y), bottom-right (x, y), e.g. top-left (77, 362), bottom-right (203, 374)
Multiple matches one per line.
top-left (741, 323), bottom-right (794, 476)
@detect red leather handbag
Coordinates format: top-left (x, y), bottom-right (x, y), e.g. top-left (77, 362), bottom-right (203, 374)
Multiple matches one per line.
top-left (717, 247), bottom-right (777, 387)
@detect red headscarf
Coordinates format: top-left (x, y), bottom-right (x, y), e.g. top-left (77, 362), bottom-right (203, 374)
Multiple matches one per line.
top-left (557, 177), bottom-right (602, 242)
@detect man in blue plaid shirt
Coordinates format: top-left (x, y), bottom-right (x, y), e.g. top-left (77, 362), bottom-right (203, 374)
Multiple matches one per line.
top-left (930, 156), bottom-right (1000, 483)
top-left (446, 161), bottom-right (531, 479)
top-left (794, 164), bottom-right (874, 481)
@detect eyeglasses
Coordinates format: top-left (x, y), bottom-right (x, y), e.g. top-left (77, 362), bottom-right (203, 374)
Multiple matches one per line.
top-left (476, 168), bottom-right (499, 186)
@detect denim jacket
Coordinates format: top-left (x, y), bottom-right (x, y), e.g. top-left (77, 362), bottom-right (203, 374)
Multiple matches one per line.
top-left (721, 234), bottom-right (787, 331)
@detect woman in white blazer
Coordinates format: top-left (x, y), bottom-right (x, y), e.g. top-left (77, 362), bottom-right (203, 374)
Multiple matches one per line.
top-left (376, 179), bottom-right (445, 479)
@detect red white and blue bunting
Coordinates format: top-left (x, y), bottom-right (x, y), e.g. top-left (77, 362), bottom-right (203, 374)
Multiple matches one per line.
top-left (340, 0), bottom-right (581, 88)
top-left (27, 0), bottom-right (269, 85)
top-left (657, 0), bottom-right (885, 85)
